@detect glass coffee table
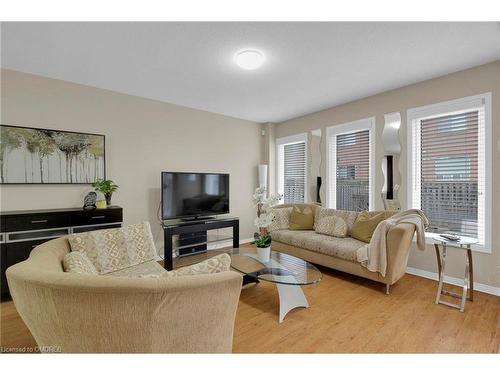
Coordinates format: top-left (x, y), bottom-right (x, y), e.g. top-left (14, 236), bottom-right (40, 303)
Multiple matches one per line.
top-left (229, 248), bottom-right (322, 323)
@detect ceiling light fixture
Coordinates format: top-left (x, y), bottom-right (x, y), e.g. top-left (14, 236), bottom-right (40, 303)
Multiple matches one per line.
top-left (234, 49), bottom-right (265, 70)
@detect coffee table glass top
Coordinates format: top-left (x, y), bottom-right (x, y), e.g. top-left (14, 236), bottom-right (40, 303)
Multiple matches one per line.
top-left (229, 248), bottom-right (322, 286)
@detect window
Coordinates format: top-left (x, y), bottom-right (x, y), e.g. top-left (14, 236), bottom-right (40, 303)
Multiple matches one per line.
top-left (326, 118), bottom-right (375, 211)
top-left (407, 93), bottom-right (492, 252)
top-left (276, 133), bottom-right (307, 204)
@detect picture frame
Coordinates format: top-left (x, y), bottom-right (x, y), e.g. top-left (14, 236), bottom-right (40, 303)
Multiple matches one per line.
top-left (0, 124), bottom-right (106, 184)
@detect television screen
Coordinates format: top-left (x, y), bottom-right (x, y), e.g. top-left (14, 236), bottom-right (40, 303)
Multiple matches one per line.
top-left (161, 172), bottom-right (229, 220)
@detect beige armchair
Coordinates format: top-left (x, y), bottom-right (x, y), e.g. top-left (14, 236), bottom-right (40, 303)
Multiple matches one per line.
top-left (6, 237), bottom-right (243, 353)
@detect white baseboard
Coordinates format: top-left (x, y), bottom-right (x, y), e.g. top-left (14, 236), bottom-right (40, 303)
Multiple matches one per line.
top-left (406, 266), bottom-right (500, 297)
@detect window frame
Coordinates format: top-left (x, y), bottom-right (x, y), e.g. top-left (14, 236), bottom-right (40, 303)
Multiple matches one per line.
top-left (406, 93), bottom-right (492, 253)
top-left (276, 133), bottom-right (308, 204)
top-left (326, 117), bottom-right (376, 210)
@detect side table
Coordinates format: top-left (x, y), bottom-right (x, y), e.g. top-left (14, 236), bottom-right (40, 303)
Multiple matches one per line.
top-left (431, 235), bottom-right (476, 312)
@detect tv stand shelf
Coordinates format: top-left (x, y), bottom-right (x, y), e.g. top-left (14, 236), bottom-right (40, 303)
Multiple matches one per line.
top-left (162, 216), bottom-right (239, 271)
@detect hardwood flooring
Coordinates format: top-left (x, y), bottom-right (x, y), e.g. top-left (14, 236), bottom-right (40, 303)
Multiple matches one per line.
top-left (1, 244), bottom-right (499, 353)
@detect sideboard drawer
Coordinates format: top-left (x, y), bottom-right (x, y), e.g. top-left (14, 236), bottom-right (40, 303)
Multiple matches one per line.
top-left (5, 239), bottom-right (48, 266)
top-left (5, 212), bottom-right (71, 232)
top-left (71, 207), bottom-right (123, 226)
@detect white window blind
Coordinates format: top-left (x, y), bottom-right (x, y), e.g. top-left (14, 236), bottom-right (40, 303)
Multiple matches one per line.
top-left (282, 142), bottom-right (306, 203)
top-left (336, 130), bottom-right (370, 211)
top-left (326, 118), bottom-right (374, 210)
top-left (276, 134), bottom-right (307, 204)
top-left (420, 111), bottom-right (479, 238)
top-left (408, 93), bottom-right (492, 252)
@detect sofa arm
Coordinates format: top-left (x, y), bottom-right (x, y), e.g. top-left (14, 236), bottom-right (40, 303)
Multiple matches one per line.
top-left (384, 222), bottom-right (416, 284)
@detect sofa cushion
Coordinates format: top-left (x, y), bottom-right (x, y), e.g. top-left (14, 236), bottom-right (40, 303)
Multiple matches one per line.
top-left (351, 211), bottom-right (396, 243)
top-left (289, 205), bottom-right (314, 230)
top-left (315, 216), bottom-right (348, 238)
top-left (314, 207), bottom-right (359, 234)
top-left (268, 207), bottom-right (292, 232)
top-left (62, 251), bottom-right (98, 274)
top-left (272, 230), bottom-right (366, 262)
top-left (105, 260), bottom-right (167, 278)
top-left (67, 222), bottom-right (157, 275)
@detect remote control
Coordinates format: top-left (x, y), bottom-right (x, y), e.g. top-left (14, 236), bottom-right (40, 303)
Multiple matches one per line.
top-left (440, 233), bottom-right (460, 241)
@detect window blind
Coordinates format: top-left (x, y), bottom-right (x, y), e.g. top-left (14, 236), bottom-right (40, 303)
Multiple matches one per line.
top-left (283, 142), bottom-right (306, 203)
top-left (336, 130), bottom-right (370, 211)
top-left (420, 110), bottom-right (480, 238)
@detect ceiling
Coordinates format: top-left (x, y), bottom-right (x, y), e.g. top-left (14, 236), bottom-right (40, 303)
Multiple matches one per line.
top-left (2, 22), bottom-right (500, 123)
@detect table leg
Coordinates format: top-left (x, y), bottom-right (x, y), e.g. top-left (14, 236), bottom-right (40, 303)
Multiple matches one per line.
top-left (459, 250), bottom-right (470, 312)
top-left (276, 283), bottom-right (309, 323)
top-left (435, 244), bottom-right (447, 305)
top-left (434, 244), bottom-right (442, 275)
top-left (164, 228), bottom-right (173, 271)
top-left (233, 221), bottom-right (239, 249)
top-left (467, 247), bottom-right (474, 302)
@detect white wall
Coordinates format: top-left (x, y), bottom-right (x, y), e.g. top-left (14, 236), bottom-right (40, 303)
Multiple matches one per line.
top-left (1, 69), bottom-right (261, 248)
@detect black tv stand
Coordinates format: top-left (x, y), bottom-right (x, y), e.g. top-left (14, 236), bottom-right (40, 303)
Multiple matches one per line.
top-left (162, 216), bottom-right (239, 271)
top-left (181, 216), bottom-right (216, 222)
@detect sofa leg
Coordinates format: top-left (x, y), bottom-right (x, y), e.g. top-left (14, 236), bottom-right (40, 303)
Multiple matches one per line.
top-left (385, 284), bottom-right (390, 295)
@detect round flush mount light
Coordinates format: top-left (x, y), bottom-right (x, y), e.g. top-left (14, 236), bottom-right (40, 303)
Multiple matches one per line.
top-left (234, 49), bottom-right (265, 70)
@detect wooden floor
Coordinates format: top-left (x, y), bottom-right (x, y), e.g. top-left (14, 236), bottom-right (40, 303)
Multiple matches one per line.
top-left (1, 244), bottom-right (499, 353)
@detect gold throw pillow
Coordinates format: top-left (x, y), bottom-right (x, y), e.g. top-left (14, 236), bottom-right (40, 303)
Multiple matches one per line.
top-left (351, 211), bottom-right (387, 243)
top-left (289, 205), bottom-right (314, 230)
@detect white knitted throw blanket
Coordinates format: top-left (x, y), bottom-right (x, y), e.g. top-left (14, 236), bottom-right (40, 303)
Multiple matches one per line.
top-left (356, 209), bottom-right (429, 277)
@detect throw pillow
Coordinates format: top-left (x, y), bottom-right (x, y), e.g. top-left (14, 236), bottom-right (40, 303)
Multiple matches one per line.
top-left (314, 207), bottom-right (359, 234)
top-left (289, 205), bottom-right (314, 230)
top-left (67, 222), bottom-right (157, 274)
top-left (267, 207), bottom-right (293, 232)
top-left (168, 254), bottom-right (231, 277)
top-left (315, 216), bottom-right (348, 238)
top-left (351, 211), bottom-right (387, 243)
top-left (62, 251), bottom-right (98, 274)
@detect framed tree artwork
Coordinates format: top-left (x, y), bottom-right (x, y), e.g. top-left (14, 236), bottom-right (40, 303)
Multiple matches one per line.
top-left (0, 124), bottom-right (105, 184)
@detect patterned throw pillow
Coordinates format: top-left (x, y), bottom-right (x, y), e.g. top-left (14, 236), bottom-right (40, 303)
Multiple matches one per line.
top-left (314, 207), bottom-right (359, 234)
top-left (67, 222), bottom-right (157, 275)
top-left (267, 207), bottom-right (293, 232)
top-left (62, 251), bottom-right (98, 274)
top-left (169, 254), bottom-right (231, 277)
top-left (315, 216), bottom-right (348, 238)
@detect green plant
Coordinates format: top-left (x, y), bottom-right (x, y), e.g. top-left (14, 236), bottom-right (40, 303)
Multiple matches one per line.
top-left (91, 179), bottom-right (118, 194)
top-left (91, 179), bottom-right (118, 205)
top-left (254, 233), bottom-right (272, 248)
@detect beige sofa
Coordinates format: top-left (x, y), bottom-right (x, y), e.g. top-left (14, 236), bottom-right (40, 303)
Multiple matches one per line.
top-left (6, 237), bottom-right (243, 353)
top-left (270, 204), bottom-right (416, 293)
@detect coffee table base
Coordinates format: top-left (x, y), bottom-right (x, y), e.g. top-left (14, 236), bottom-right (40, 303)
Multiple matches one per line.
top-left (276, 283), bottom-right (309, 323)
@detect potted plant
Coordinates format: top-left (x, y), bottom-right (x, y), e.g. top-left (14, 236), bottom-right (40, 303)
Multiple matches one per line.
top-left (253, 186), bottom-right (281, 261)
top-left (91, 179), bottom-right (118, 206)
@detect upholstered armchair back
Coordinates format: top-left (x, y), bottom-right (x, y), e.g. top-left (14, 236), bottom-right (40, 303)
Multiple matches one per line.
top-left (6, 237), bottom-right (243, 353)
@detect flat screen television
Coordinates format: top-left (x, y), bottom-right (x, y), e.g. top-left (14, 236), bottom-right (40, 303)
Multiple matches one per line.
top-left (161, 172), bottom-right (230, 220)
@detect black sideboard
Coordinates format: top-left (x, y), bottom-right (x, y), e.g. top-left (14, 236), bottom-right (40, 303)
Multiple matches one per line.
top-left (0, 206), bottom-right (123, 299)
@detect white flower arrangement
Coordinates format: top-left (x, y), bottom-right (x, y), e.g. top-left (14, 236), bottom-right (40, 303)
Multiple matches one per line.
top-left (253, 187), bottom-right (282, 248)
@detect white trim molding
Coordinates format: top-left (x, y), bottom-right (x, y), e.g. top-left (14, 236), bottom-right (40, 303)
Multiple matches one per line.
top-left (276, 132), bottom-right (308, 203)
top-left (406, 267), bottom-right (500, 297)
top-left (326, 117), bottom-right (376, 209)
top-left (406, 93), bottom-right (492, 254)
